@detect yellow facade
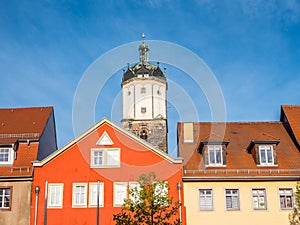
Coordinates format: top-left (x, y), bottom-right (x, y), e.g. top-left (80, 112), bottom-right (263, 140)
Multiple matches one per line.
top-left (184, 181), bottom-right (296, 225)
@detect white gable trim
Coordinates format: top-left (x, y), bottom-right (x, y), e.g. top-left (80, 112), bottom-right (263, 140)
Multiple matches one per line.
top-left (96, 131), bottom-right (113, 146)
top-left (33, 118), bottom-right (183, 166)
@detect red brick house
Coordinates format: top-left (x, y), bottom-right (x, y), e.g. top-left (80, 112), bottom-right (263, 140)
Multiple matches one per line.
top-left (30, 118), bottom-right (184, 225)
top-left (0, 107), bottom-right (57, 225)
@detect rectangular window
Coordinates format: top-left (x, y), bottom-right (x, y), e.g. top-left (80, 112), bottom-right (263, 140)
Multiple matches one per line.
top-left (154, 182), bottom-right (168, 206)
top-left (252, 189), bottom-right (267, 210)
top-left (0, 148), bottom-right (13, 165)
top-left (89, 182), bottom-right (104, 207)
top-left (259, 145), bottom-right (274, 165)
top-left (199, 189), bottom-right (213, 211)
top-left (73, 183), bottom-right (87, 207)
top-left (225, 189), bottom-right (239, 210)
top-left (129, 182), bottom-right (140, 203)
top-left (141, 87), bottom-right (146, 94)
top-left (0, 187), bottom-right (11, 210)
top-left (114, 182), bottom-right (127, 206)
top-left (208, 145), bottom-right (223, 166)
top-left (279, 188), bottom-right (293, 209)
top-left (48, 184), bottom-right (63, 208)
top-left (91, 148), bottom-right (120, 168)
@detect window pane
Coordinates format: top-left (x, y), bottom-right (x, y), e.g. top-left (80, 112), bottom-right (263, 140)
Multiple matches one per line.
top-left (225, 189), bottom-right (239, 210)
top-left (209, 150), bottom-right (215, 164)
top-left (0, 188), bottom-right (11, 209)
top-left (279, 188), bottom-right (293, 209)
top-left (252, 189), bottom-right (266, 209)
top-left (114, 183), bottom-right (127, 206)
top-left (74, 185), bottom-right (86, 206)
top-left (199, 189), bottom-right (213, 210)
top-left (49, 185), bottom-right (62, 207)
top-left (260, 150), bottom-right (266, 164)
top-left (107, 150), bottom-right (119, 166)
top-left (267, 148), bottom-right (273, 163)
top-left (93, 151), bottom-right (103, 166)
top-left (0, 149), bottom-right (10, 162)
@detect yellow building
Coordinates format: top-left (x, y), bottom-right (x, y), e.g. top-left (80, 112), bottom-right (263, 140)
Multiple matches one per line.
top-left (178, 107), bottom-right (300, 225)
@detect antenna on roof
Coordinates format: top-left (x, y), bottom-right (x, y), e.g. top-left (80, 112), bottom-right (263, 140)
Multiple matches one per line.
top-left (142, 33), bottom-right (145, 42)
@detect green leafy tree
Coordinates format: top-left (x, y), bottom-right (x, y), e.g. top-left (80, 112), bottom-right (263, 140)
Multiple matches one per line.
top-left (113, 172), bottom-right (181, 225)
top-left (289, 182), bottom-right (300, 225)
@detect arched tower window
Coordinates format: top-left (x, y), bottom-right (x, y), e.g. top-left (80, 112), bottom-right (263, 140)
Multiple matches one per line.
top-left (140, 129), bottom-right (148, 140)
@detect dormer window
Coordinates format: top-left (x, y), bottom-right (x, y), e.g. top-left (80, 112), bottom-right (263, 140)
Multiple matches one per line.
top-left (259, 145), bottom-right (274, 166)
top-left (199, 139), bottom-right (229, 167)
top-left (247, 136), bottom-right (279, 166)
top-left (208, 145), bottom-right (223, 166)
top-left (0, 148), bottom-right (13, 165)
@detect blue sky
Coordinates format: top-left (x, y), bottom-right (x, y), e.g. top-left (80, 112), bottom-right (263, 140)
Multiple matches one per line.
top-left (1, 0), bottom-right (300, 156)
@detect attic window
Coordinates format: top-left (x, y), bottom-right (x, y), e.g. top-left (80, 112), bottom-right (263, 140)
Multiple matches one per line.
top-left (0, 148), bottom-right (13, 165)
top-left (247, 140), bottom-right (279, 166)
top-left (141, 87), bottom-right (146, 94)
top-left (199, 141), bottom-right (229, 167)
top-left (208, 145), bottom-right (223, 166)
top-left (259, 145), bottom-right (274, 166)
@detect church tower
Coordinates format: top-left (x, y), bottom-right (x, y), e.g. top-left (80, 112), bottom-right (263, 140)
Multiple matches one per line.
top-left (121, 35), bottom-right (168, 153)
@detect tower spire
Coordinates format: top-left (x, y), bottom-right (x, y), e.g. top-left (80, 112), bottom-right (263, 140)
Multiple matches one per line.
top-left (139, 33), bottom-right (149, 64)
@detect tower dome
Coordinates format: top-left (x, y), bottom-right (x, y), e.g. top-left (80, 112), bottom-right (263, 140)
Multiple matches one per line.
top-left (122, 36), bottom-right (166, 84)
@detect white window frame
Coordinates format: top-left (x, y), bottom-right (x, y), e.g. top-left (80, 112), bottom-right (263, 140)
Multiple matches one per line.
top-left (129, 182), bottom-right (141, 204)
top-left (0, 187), bottom-right (11, 209)
top-left (199, 189), bottom-right (213, 211)
top-left (225, 189), bottom-right (240, 210)
top-left (72, 183), bottom-right (88, 208)
top-left (91, 148), bottom-right (120, 168)
top-left (89, 182), bottom-right (104, 207)
top-left (0, 148), bottom-right (14, 165)
top-left (48, 183), bottom-right (63, 208)
top-left (208, 145), bottom-right (223, 166)
top-left (252, 189), bottom-right (267, 210)
top-left (279, 188), bottom-right (293, 210)
top-left (154, 181), bottom-right (169, 206)
top-left (259, 145), bottom-right (274, 166)
top-left (114, 182), bottom-right (128, 207)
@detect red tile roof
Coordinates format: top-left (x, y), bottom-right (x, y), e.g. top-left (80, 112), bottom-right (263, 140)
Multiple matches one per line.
top-left (281, 105), bottom-right (300, 146)
top-left (0, 107), bottom-right (53, 179)
top-left (0, 106), bottom-right (53, 144)
top-left (178, 122), bottom-right (300, 179)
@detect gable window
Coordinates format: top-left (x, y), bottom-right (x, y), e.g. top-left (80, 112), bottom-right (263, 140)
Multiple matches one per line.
top-left (89, 182), bottom-right (104, 207)
top-left (259, 145), bottom-right (274, 165)
top-left (252, 189), bottom-right (267, 210)
top-left (199, 189), bottom-right (213, 211)
top-left (141, 87), bottom-right (146, 94)
top-left (48, 184), bottom-right (63, 208)
top-left (0, 187), bottom-right (11, 210)
top-left (279, 188), bottom-right (293, 209)
top-left (208, 145), bottom-right (223, 166)
top-left (154, 182), bottom-right (168, 206)
top-left (91, 148), bottom-right (120, 168)
top-left (0, 148), bottom-right (13, 165)
top-left (73, 183), bottom-right (87, 207)
top-left (225, 189), bottom-right (239, 210)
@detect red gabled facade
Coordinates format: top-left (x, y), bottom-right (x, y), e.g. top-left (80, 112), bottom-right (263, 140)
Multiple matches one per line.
top-left (31, 118), bottom-right (185, 225)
